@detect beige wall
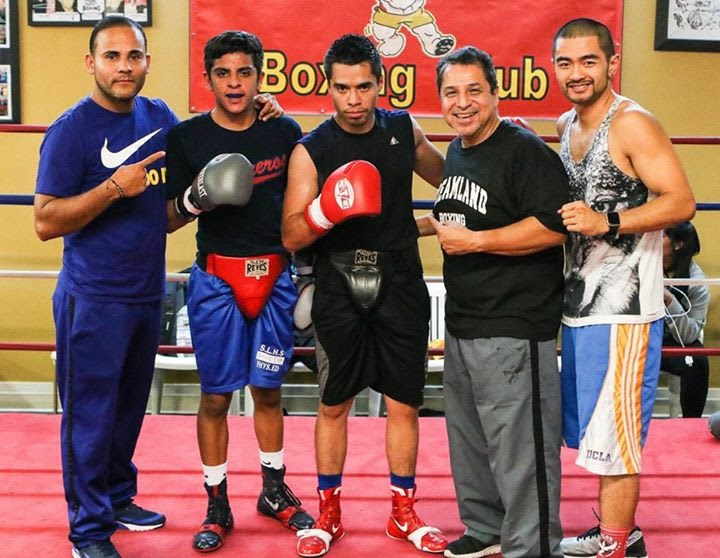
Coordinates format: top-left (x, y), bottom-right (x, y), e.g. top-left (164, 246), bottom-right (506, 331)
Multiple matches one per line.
top-left (1, 0), bottom-right (718, 381)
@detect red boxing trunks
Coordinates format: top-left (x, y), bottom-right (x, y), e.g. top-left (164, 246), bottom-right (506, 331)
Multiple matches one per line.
top-left (206, 253), bottom-right (285, 319)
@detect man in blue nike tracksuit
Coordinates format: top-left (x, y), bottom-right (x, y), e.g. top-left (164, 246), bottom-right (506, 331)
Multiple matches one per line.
top-left (34, 15), bottom-right (176, 558)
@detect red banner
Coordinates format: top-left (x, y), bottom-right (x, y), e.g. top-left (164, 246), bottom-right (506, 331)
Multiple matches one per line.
top-left (189, 0), bottom-right (623, 118)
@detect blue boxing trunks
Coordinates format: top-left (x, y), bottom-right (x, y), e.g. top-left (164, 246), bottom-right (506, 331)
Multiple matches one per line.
top-left (187, 260), bottom-right (297, 394)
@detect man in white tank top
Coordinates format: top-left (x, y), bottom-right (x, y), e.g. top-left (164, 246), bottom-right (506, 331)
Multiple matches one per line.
top-left (552, 17), bottom-right (696, 558)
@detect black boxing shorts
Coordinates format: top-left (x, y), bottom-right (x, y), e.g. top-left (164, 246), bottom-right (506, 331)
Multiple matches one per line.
top-left (312, 245), bottom-right (430, 407)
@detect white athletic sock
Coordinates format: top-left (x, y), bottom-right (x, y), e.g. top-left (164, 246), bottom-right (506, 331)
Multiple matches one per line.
top-left (202, 462), bottom-right (227, 487)
top-left (259, 449), bottom-right (284, 470)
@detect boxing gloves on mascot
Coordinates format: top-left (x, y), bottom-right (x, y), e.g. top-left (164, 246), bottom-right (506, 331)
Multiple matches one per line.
top-left (175, 152), bottom-right (254, 220)
top-left (304, 160), bottom-right (382, 235)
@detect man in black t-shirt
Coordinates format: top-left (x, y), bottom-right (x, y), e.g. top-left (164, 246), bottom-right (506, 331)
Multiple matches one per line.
top-left (420, 47), bottom-right (568, 558)
top-left (282, 34), bottom-right (447, 558)
top-left (166, 31), bottom-right (314, 553)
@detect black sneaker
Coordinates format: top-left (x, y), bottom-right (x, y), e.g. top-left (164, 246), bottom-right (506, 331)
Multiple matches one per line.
top-left (72, 540), bottom-right (121, 558)
top-left (444, 534), bottom-right (502, 558)
top-left (193, 479), bottom-right (234, 552)
top-left (561, 525), bottom-right (647, 558)
top-left (113, 500), bottom-right (166, 531)
top-left (256, 465), bottom-right (314, 530)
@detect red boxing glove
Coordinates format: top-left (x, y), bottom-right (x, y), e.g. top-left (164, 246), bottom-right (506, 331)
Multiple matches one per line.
top-left (304, 160), bottom-right (382, 235)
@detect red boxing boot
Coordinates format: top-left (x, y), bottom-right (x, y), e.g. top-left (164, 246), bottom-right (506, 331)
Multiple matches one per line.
top-left (296, 486), bottom-right (345, 557)
top-left (386, 485), bottom-right (447, 553)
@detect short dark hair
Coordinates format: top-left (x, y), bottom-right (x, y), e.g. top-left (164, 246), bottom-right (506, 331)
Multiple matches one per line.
top-left (204, 31), bottom-right (264, 76)
top-left (89, 16), bottom-right (147, 55)
top-left (436, 46), bottom-right (498, 94)
top-left (665, 221), bottom-right (701, 279)
top-left (553, 18), bottom-right (615, 61)
top-left (323, 34), bottom-right (382, 82)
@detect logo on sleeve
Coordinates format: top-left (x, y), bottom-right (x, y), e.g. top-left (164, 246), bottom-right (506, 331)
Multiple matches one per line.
top-left (100, 128), bottom-right (162, 168)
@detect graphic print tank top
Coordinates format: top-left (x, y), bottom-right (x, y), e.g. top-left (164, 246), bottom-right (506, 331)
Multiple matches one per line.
top-left (559, 97), bottom-right (663, 325)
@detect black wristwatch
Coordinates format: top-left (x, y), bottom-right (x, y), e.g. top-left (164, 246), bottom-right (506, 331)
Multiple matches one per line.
top-left (605, 211), bottom-right (621, 237)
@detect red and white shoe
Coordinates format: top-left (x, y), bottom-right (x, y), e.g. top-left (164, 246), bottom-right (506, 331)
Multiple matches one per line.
top-left (296, 486), bottom-right (345, 557)
top-left (386, 485), bottom-right (447, 554)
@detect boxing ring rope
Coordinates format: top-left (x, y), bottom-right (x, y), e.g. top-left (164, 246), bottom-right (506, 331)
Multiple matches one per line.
top-left (0, 268), bottom-right (719, 358)
top-left (411, 200), bottom-right (720, 211)
top-left (3, 196), bottom-right (720, 212)
top-left (0, 340), bottom-right (717, 359)
top-left (0, 124), bottom-right (50, 133)
top-left (3, 124), bottom-right (720, 209)
top-left (3, 123), bottom-right (720, 144)
top-left (423, 133), bottom-right (720, 146)
top-left (2, 125), bottom-right (720, 402)
top-left (2, 126), bottom-right (720, 210)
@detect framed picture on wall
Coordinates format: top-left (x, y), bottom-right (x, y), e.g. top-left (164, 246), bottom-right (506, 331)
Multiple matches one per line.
top-left (655, 0), bottom-right (720, 52)
top-left (1, 0), bottom-right (9, 48)
top-left (0, 0), bottom-right (19, 122)
top-left (0, 65), bottom-right (13, 121)
top-left (28, 0), bottom-right (152, 26)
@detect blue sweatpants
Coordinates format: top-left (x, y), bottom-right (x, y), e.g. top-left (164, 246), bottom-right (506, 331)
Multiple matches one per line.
top-left (53, 287), bottom-right (161, 546)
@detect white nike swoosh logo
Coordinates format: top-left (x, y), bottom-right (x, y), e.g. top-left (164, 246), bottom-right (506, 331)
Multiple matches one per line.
top-left (264, 496), bottom-right (279, 511)
top-left (391, 517), bottom-right (408, 532)
top-left (331, 523), bottom-right (341, 534)
top-left (100, 128), bottom-right (162, 168)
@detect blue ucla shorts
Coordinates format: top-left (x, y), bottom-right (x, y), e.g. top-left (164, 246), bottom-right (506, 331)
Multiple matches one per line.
top-left (561, 320), bottom-right (663, 475)
top-left (187, 263), bottom-right (297, 394)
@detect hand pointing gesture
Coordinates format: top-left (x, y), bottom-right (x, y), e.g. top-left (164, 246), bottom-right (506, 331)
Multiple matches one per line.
top-left (107, 151), bottom-right (166, 199)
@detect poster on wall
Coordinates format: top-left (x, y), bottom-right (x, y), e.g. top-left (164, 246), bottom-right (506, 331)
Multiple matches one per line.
top-left (655, 0), bottom-right (720, 52)
top-left (0, 0), bottom-right (19, 123)
top-left (28, 0), bottom-right (152, 26)
top-left (188, 0), bottom-right (624, 118)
